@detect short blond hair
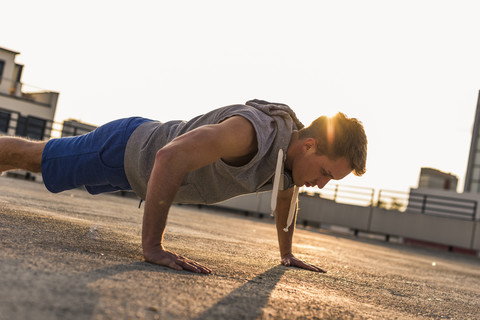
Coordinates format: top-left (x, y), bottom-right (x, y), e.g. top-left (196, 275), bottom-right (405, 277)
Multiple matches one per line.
top-left (298, 112), bottom-right (367, 176)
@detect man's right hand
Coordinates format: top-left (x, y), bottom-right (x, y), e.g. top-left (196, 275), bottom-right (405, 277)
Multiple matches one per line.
top-left (143, 246), bottom-right (212, 274)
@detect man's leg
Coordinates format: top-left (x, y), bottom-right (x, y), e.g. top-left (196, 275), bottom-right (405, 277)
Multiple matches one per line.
top-left (0, 137), bottom-right (46, 173)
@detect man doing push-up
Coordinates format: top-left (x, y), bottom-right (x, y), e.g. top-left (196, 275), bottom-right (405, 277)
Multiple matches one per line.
top-left (0, 99), bottom-right (367, 274)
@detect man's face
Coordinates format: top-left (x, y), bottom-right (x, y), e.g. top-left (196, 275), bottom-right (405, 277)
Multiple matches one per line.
top-left (291, 141), bottom-right (352, 189)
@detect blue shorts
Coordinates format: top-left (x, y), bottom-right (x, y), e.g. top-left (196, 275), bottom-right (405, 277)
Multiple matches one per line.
top-left (41, 117), bottom-right (153, 195)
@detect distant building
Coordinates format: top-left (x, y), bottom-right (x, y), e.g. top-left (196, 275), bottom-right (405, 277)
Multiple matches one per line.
top-left (0, 46), bottom-right (59, 140)
top-left (61, 119), bottom-right (97, 137)
top-left (0, 46), bottom-right (59, 180)
top-left (418, 167), bottom-right (458, 191)
top-left (465, 91), bottom-right (480, 193)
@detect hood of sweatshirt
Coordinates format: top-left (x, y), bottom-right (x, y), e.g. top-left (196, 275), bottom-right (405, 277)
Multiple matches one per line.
top-left (245, 99), bottom-right (304, 131)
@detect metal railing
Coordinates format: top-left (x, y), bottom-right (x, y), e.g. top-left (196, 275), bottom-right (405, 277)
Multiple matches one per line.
top-left (304, 185), bottom-right (478, 221)
top-left (0, 106), bottom-right (96, 140)
top-left (407, 193), bottom-right (477, 220)
top-left (0, 107), bottom-right (53, 140)
top-left (377, 189), bottom-right (409, 212)
top-left (302, 184), bottom-right (375, 207)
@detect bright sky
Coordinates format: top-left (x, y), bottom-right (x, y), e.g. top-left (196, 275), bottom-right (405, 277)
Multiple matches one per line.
top-left (2, 0), bottom-right (480, 195)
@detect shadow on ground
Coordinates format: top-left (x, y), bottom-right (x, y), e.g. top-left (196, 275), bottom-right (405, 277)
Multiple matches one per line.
top-left (194, 265), bottom-right (286, 320)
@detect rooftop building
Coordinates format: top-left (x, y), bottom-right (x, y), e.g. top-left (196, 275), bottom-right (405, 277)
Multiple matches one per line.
top-left (61, 119), bottom-right (97, 137)
top-left (418, 167), bottom-right (458, 191)
top-left (0, 46), bottom-right (59, 140)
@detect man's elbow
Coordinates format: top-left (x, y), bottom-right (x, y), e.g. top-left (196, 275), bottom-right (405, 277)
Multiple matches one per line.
top-left (154, 147), bottom-right (173, 164)
top-left (153, 146), bottom-right (192, 175)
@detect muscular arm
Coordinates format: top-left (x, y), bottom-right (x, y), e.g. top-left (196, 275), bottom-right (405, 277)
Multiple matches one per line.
top-left (275, 188), bottom-right (326, 273)
top-left (275, 188), bottom-right (296, 258)
top-left (142, 116), bottom-right (257, 273)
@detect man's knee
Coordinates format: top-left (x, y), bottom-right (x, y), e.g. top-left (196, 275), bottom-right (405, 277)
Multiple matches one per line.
top-left (26, 141), bottom-right (47, 172)
top-left (0, 137), bottom-right (46, 172)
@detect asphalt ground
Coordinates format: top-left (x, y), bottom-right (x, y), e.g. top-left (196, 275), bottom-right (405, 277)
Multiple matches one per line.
top-left (1, 175), bottom-right (479, 320)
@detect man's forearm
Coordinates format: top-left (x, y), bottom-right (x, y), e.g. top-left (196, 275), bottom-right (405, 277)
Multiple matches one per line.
top-left (274, 189), bottom-right (326, 273)
top-left (275, 188), bottom-right (296, 258)
top-left (277, 224), bottom-right (294, 258)
top-left (142, 151), bottom-right (184, 254)
top-left (142, 196), bottom-right (173, 252)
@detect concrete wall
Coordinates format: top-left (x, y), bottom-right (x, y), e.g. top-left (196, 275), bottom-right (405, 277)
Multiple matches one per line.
top-left (473, 222), bottom-right (480, 250)
top-left (218, 192), bottom-right (271, 215)
top-left (0, 94), bottom-right (57, 121)
top-left (214, 191), bottom-right (480, 251)
top-left (297, 194), bottom-right (371, 230)
top-left (369, 207), bottom-right (475, 249)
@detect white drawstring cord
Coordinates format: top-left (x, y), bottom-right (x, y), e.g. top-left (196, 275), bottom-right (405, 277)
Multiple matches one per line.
top-left (283, 185), bottom-right (299, 232)
top-left (270, 149), bottom-right (284, 216)
top-left (270, 148), bottom-right (299, 232)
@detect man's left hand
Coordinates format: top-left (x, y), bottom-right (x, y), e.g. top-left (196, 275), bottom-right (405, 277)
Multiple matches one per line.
top-left (281, 253), bottom-right (326, 273)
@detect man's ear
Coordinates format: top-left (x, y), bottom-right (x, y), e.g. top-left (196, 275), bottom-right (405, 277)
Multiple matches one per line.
top-left (304, 138), bottom-right (316, 152)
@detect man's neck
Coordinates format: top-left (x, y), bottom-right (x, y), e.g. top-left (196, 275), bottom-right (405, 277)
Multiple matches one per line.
top-left (284, 131), bottom-right (300, 171)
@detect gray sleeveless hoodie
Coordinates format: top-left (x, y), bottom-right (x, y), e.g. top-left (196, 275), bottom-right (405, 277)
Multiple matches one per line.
top-left (124, 99), bottom-right (304, 204)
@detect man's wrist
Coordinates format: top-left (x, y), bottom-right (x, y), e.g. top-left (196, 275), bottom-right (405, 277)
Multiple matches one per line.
top-left (143, 241), bottom-right (164, 253)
